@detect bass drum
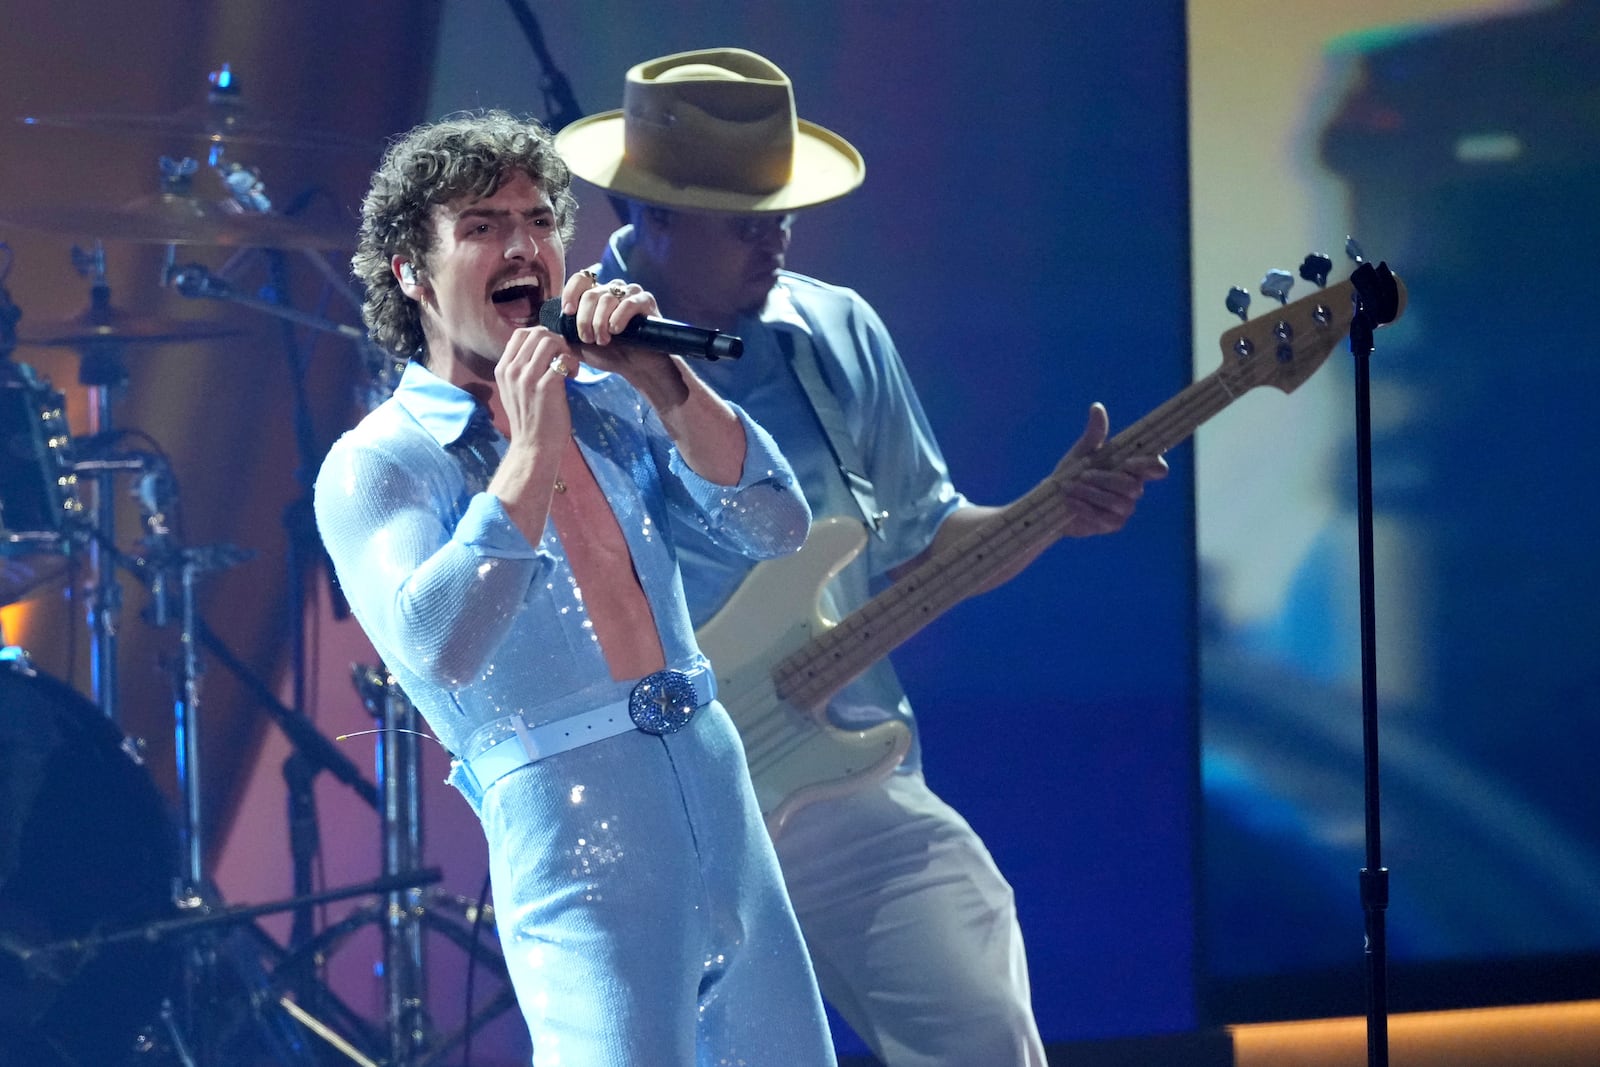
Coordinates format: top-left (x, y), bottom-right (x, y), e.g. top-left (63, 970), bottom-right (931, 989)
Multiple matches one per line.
top-left (0, 655), bottom-right (180, 1067)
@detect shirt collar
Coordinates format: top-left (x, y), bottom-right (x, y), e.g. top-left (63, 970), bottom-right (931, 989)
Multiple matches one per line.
top-left (395, 344), bottom-right (611, 447)
top-left (756, 281), bottom-right (809, 334)
top-left (392, 360), bottom-right (482, 446)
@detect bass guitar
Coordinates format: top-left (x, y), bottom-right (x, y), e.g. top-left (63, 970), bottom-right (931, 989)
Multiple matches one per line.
top-left (698, 256), bottom-right (1406, 835)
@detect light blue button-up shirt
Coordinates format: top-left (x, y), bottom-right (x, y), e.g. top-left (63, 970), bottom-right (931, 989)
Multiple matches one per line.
top-left (313, 359), bottom-right (810, 758)
top-left (601, 228), bottom-right (966, 769)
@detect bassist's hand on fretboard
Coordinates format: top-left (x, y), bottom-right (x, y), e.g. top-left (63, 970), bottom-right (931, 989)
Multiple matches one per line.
top-left (1051, 401), bottom-right (1170, 539)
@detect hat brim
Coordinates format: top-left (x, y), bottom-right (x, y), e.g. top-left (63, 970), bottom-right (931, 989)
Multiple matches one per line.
top-left (555, 109), bottom-right (865, 214)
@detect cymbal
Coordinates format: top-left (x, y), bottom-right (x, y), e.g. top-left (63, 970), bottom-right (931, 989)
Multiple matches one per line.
top-left (17, 303), bottom-right (242, 348)
top-left (1, 194), bottom-right (352, 250)
top-left (19, 104), bottom-right (375, 154)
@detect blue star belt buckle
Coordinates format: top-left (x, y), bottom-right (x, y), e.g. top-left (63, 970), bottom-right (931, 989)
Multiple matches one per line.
top-left (628, 669), bottom-right (699, 735)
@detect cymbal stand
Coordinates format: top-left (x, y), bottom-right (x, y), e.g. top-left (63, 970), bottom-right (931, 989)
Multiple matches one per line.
top-left (370, 664), bottom-right (431, 1062)
top-left (74, 443), bottom-right (322, 1064)
top-left (69, 241), bottom-right (128, 725)
top-left (136, 457), bottom-right (259, 1062)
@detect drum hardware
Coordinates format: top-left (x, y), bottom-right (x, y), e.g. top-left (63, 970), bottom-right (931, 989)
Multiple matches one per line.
top-left (0, 242), bottom-right (86, 619)
top-left (108, 454), bottom-right (399, 1066)
top-left (375, 671), bottom-right (431, 1064)
top-left (154, 156), bottom-right (431, 1062)
top-left (70, 244), bottom-right (132, 724)
top-left (164, 258), bottom-right (366, 341)
top-left (140, 616), bottom-right (406, 1066)
top-left (7, 70), bottom-right (461, 1058)
top-left (6, 420), bottom-right (392, 1062)
top-left (163, 255), bottom-right (403, 411)
top-left (9, 860), bottom-right (443, 1067)
top-left (118, 451), bottom-right (252, 1064)
top-left (265, 664), bottom-right (519, 1067)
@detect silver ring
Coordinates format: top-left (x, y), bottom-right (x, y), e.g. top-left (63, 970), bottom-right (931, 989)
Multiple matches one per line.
top-left (548, 355), bottom-right (570, 378)
top-left (607, 282), bottom-right (628, 299)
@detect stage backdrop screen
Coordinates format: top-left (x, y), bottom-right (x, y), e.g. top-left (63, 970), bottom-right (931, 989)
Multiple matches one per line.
top-left (1189, 0), bottom-right (1600, 1021)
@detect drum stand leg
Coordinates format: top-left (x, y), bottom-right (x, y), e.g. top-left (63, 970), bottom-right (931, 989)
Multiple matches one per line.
top-left (379, 673), bottom-right (431, 1062)
top-left (82, 359), bottom-right (125, 725)
top-left (156, 997), bottom-right (200, 1067)
top-left (163, 552), bottom-right (289, 1065)
top-left (350, 664), bottom-right (518, 1066)
top-left (155, 546), bottom-right (342, 1066)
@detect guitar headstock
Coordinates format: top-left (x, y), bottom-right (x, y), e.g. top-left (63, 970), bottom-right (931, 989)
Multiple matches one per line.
top-left (1216, 254), bottom-right (1407, 396)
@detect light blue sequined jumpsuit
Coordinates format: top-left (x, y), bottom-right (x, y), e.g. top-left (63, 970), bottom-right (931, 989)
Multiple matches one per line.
top-left (314, 360), bottom-right (836, 1066)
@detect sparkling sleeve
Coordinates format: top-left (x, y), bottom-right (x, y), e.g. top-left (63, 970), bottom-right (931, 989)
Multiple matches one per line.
top-left (314, 436), bottom-right (552, 689)
top-left (654, 402), bottom-right (810, 561)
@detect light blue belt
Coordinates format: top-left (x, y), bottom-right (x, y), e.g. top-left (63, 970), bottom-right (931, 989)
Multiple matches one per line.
top-left (453, 666), bottom-right (715, 799)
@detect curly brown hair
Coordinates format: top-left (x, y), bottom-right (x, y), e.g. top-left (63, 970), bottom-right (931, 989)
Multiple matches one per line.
top-left (353, 109), bottom-right (578, 359)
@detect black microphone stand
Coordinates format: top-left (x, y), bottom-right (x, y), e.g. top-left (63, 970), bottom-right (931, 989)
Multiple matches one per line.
top-left (501, 0), bottom-right (585, 131)
top-left (1344, 245), bottom-right (1404, 1067)
top-left (500, 0), bottom-right (638, 227)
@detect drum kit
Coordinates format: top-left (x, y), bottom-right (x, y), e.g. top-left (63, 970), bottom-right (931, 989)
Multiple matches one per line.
top-left (1, 67), bottom-right (506, 1066)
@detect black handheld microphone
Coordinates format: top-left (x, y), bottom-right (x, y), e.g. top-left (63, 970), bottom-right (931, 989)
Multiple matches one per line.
top-left (538, 298), bottom-right (743, 361)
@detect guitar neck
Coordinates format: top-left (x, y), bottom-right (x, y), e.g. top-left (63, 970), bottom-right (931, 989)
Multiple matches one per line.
top-left (775, 368), bottom-right (1238, 711)
top-left (772, 264), bottom-right (1404, 713)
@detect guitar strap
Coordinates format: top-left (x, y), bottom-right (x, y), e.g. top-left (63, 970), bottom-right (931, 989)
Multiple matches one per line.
top-left (777, 327), bottom-right (888, 539)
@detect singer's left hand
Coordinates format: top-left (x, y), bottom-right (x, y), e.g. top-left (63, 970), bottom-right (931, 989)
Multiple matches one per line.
top-left (557, 270), bottom-right (740, 480)
top-left (559, 272), bottom-right (688, 401)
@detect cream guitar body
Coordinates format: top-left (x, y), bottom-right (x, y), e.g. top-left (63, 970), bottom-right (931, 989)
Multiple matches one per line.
top-left (697, 518), bottom-right (911, 836)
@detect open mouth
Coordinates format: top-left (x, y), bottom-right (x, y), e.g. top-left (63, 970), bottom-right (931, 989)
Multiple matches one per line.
top-left (490, 276), bottom-right (543, 326)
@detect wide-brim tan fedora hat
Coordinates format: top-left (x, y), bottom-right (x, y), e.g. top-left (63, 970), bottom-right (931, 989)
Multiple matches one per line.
top-left (554, 47), bottom-right (865, 214)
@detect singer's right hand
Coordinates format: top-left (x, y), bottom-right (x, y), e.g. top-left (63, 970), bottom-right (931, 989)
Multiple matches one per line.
top-left (494, 325), bottom-right (573, 451)
top-left (486, 326), bottom-right (575, 539)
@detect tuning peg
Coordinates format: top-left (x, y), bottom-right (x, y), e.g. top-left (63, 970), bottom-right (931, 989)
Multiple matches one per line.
top-left (1299, 253), bottom-right (1332, 287)
top-left (1225, 286), bottom-right (1251, 322)
top-left (1345, 236), bottom-right (1366, 264)
top-left (1260, 269), bottom-right (1294, 305)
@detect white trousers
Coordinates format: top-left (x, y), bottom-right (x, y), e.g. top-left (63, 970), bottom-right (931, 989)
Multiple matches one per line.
top-left (774, 771), bottom-right (1047, 1067)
